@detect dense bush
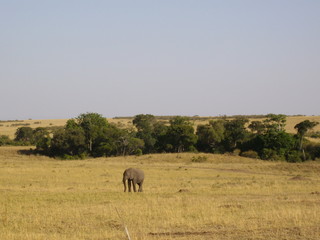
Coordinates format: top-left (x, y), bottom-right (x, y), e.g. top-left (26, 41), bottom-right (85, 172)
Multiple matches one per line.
top-left (304, 143), bottom-right (320, 160)
top-left (6, 113), bottom-right (320, 162)
top-left (240, 150), bottom-right (259, 159)
top-left (0, 135), bottom-right (14, 146)
top-left (191, 155), bottom-right (208, 162)
top-left (286, 150), bottom-right (303, 163)
top-left (261, 148), bottom-right (286, 161)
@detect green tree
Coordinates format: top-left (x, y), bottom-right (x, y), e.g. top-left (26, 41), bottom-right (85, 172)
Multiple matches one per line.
top-left (76, 113), bottom-right (109, 153)
top-left (49, 113), bottom-right (108, 158)
top-left (65, 119), bottom-right (81, 130)
top-left (93, 124), bottom-right (144, 157)
top-left (117, 135), bottom-right (144, 156)
top-left (196, 120), bottom-right (225, 153)
top-left (248, 121), bottom-right (266, 134)
top-left (133, 114), bottom-right (157, 153)
top-left (264, 114), bottom-right (287, 132)
top-left (153, 121), bottom-right (169, 152)
top-left (32, 127), bottom-right (49, 143)
top-left (244, 131), bottom-right (296, 161)
top-left (223, 117), bottom-right (249, 151)
top-left (33, 127), bottom-right (51, 153)
top-left (51, 128), bottom-right (86, 157)
top-left (133, 114), bottom-right (156, 132)
top-left (0, 135), bottom-right (13, 146)
top-left (165, 116), bottom-right (197, 152)
top-left (50, 129), bottom-right (69, 156)
top-left (294, 120), bottom-right (319, 160)
top-left (14, 127), bottom-right (33, 143)
top-left (94, 124), bottom-right (123, 157)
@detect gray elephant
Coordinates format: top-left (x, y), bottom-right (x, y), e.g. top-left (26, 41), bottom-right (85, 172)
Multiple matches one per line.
top-left (123, 168), bottom-right (144, 192)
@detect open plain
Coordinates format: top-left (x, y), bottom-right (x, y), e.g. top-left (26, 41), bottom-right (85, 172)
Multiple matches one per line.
top-left (0, 146), bottom-right (319, 240)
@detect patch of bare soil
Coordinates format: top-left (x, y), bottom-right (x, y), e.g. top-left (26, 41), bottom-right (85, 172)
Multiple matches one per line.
top-left (289, 175), bottom-right (310, 181)
top-left (149, 226), bottom-right (320, 239)
top-left (149, 231), bottom-right (213, 236)
top-left (219, 204), bottom-right (243, 209)
top-left (311, 191), bottom-right (320, 195)
top-left (177, 189), bottom-right (190, 193)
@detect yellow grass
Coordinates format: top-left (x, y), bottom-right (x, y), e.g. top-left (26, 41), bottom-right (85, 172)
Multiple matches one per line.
top-left (273, 116), bottom-right (320, 134)
top-left (0, 146), bottom-right (319, 239)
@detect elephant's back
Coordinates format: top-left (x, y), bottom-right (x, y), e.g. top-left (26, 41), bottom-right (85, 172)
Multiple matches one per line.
top-left (135, 168), bottom-right (145, 181)
top-left (124, 168), bottom-right (144, 180)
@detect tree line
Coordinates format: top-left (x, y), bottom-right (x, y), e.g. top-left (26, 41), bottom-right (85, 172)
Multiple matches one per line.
top-left (1, 113), bottom-right (319, 162)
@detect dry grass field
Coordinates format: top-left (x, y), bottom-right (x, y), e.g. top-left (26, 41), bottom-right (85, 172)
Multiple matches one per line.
top-left (0, 146), bottom-right (319, 240)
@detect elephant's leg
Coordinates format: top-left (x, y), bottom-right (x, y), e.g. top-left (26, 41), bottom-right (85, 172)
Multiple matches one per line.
top-left (132, 180), bottom-right (137, 192)
top-left (128, 179), bottom-right (132, 192)
top-left (138, 182), bottom-right (143, 192)
top-left (123, 180), bottom-right (127, 192)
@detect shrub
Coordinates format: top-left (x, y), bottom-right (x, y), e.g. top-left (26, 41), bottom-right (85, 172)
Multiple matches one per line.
top-left (233, 149), bottom-right (241, 156)
top-left (135, 149), bottom-right (143, 156)
top-left (59, 154), bottom-right (87, 160)
top-left (304, 143), bottom-right (320, 160)
top-left (261, 148), bottom-right (285, 161)
top-left (15, 127), bottom-right (33, 142)
top-left (240, 150), bottom-right (259, 159)
top-left (191, 155), bottom-right (208, 162)
top-left (188, 146), bottom-right (198, 153)
top-left (0, 135), bottom-right (13, 146)
top-left (286, 151), bottom-right (303, 163)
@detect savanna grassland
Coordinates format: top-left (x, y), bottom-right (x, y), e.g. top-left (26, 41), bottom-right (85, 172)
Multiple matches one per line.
top-left (0, 146), bottom-right (319, 240)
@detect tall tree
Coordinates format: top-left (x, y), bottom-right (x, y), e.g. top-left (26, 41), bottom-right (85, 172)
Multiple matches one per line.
top-left (133, 114), bottom-right (157, 153)
top-left (248, 121), bottom-right (266, 134)
top-left (165, 116), bottom-right (197, 152)
top-left (15, 127), bottom-right (33, 142)
top-left (196, 120), bottom-right (225, 153)
top-left (51, 128), bottom-right (86, 157)
top-left (76, 113), bottom-right (109, 153)
top-left (33, 127), bottom-right (51, 153)
top-left (294, 120), bottom-right (319, 159)
top-left (223, 117), bottom-right (249, 150)
top-left (264, 114), bottom-right (287, 132)
top-left (153, 121), bottom-right (168, 152)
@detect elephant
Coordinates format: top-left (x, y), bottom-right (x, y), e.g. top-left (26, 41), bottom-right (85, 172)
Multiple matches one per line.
top-left (123, 168), bottom-right (144, 192)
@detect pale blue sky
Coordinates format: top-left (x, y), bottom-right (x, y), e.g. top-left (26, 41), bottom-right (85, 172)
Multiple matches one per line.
top-left (1, 1), bottom-right (319, 120)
